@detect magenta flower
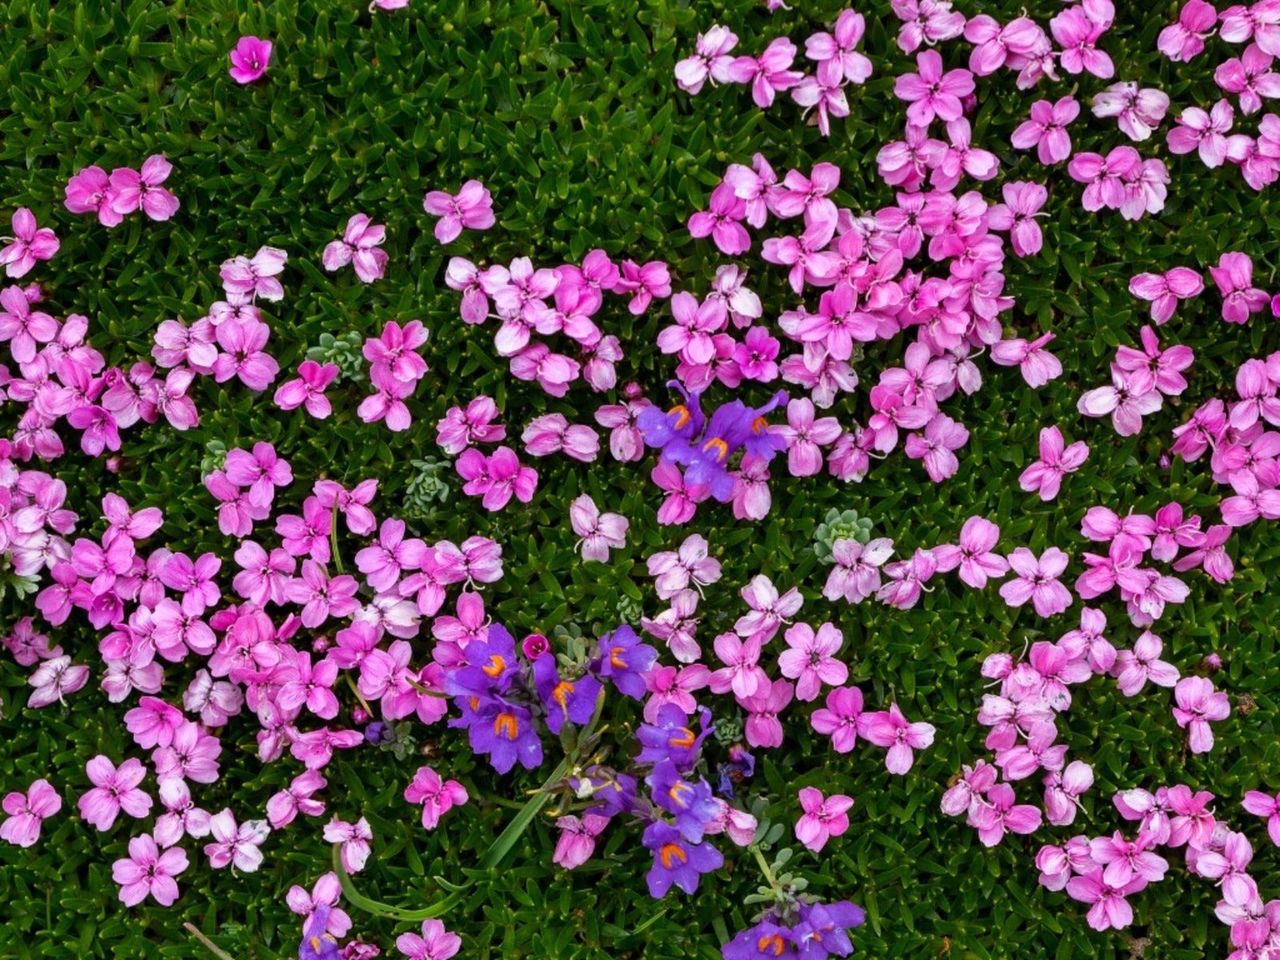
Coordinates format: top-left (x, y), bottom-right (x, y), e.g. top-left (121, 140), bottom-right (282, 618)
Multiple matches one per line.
top-left (437, 396), bottom-right (505, 454)
top-left (1167, 100), bottom-right (1235, 168)
top-left (1019, 426), bottom-right (1089, 501)
top-left (614, 259), bottom-right (672, 315)
top-left (396, 919), bottom-right (461, 960)
top-left (553, 813), bottom-right (609, 870)
top-left (1128, 267), bottom-right (1203, 324)
top-left (904, 412), bottom-right (969, 483)
top-left (810, 686), bottom-right (863, 753)
top-left (1215, 45), bottom-right (1280, 115)
top-left (109, 155), bottom-right (180, 222)
top-left (0, 778), bottom-right (61, 848)
top-left (322, 214), bottom-right (388, 282)
top-left (220, 246), bottom-right (287, 302)
top-left (1242, 791), bottom-right (1280, 847)
top-left (404, 766), bottom-right (468, 830)
top-left (647, 534), bottom-right (721, 599)
top-left (727, 37), bottom-right (803, 109)
top-left (1172, 676), bottom-right (1230, 753)
top-left (794, 787), bottom-right (853, 853)
top-left (266, 771), bottom-right (326, 830)
top-left (456, 446), bottom-right (538, 511)
top-left (791, 62), bottom-right (850, 136)
top-left (741, 678), bottom-right (794, 749)
top-left (777, 398), bottom-right (841, 476)
top-left (990, 332), bottom-right (1062, 388)
top-left (735, 574), bottom-right (802, 642)
top-left (1158, 0), bottom-right (1218, 62)
top-left (1193, 830), bottom-right (1257, 907)
top-left (805, 9), bottom-right (872, 85)
top-left (522, 414), bottom-right (599, 462)
top-left (999, 547), bottom-right (1072, 617)
top-left (860, 703), bottom-right (934, 774)
top-left (986, 181), bottom-right (1048, 258)
top-left (1112, 631), bottom-right (1180, 695)
top-left (1065, 870), bottom-right (1143, 931)
top-left (1172, 523), bottom-right (1234, 583)
top-left (323, 816), bottom-right (372, 874)
top-left (1209, 251), bottom-right (1270, 323)
top-left (687, 184), bottom-right (750, 256)
top-left (708, 632), bottom-right (767, 699)
top-left (0, 208), bottom-right (59, 278)
top-left (229, 36), bottom-right (272, 84)
top-left (78, 756), bottom-right (153, 831)
top-left (0, 283), bottom-right (58, 363)
top-left (973, 783), bottom-right (1043, 847)
top-left (893, 49), bottom-right (974, 126)
top-left (1050, 0), bottom-right (1115, 78)
top-left (112, 833), bottom-right (188, 907)
top-left (674, 25), bottom-right (739, 95)
top-left (963, 14), bottom-right (1045, 75)
top-left (1011, 96), bottom-right (1079, 164)
top-left (205, 808), bottom-right (270, 872)
top-left (823, 537), bottom-right (893, 603)
top-left (1077, 366), bottom-right (1161, 436)
top-left (423, 181), bottom-right (495, 244)
top-left (935, 517), bottom-right (1008, 589)
top-left (64, 165), bottom-right (123, 227)
top-left (274, 360), bottom-right (339, 418)
top-left (778, 621), bottom-right (847, 701)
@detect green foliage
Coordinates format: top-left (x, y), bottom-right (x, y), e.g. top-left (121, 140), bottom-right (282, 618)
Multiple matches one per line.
top-left (2, 2), bottom-right (1280, 960)
top-left (813, 507), bottom-right (875, 564)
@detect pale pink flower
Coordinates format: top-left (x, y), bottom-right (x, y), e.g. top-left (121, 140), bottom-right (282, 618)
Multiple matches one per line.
top-left (322, 214), bottom-right (388, 282)
top-left (1019, 426), bottom-right (1089, 501)
top-left (204, 808), bottom-right (270, 872)
top-left (778, 621), bottom-right (847, 701)
top-left (0, 208), bottom-right (59, 278)
top-left (859, 703), bottom-right (935, 774)
top-left (569, 495), bottom-right (628, 562)
top-left (0, 778), bottom-right (61, 848)
top-left (112, 834), bottom-right (188, 906)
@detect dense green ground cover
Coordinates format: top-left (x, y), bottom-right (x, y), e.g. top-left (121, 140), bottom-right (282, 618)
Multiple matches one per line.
top-left (2, 0), bottom-right (1280, 957)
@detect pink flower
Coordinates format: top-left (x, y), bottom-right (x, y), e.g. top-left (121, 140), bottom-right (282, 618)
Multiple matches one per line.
top-left (823, 537), bottom-right (893, 603)
top-left (1172, 676), bottom-right (1230, 753)
top-left (266, 771), bottom-right (327, 830)
top-left (108, 155), bottom-right (180, 222)
top-left (859, 703), bottom-right (935, 774)
top-left (522, 414), bottom-right (599, 462)
top-left (1050, 0), bottom-right (1116, 78)
top-left (404, 766), bottom-right (468, 830)
top-left (220, 245), bottom-right (287, 302)
top-left (728, 36), bottom-right (803, 109)
top-left (794, 786), bottom-right (853, 853)
top-left (0, 208), bottom-right (59, 278)
top-left (614, 260), bottom-right (672, 315)
top-left (972, 783), bottom-right (1043, 847)
top-left (396, 919), bottom-right (461, 960)
top-left (112, 834), bottom-right (188, 906)
top-left (0, 778), bottom-right (61, 848)
top-left (78, 756), bottom-right (153, 831)
top-left (1128, 266), bottom-right (1204, 324)
top-left (154, 779), bottom-right (213, 848)
top-left (569, 495), bottom-right (628, 563)
top-left (1092, 82), bottom-right (1170, 141)
top-left (1158, 0), bottom-right (1218, 62)
top-left (647, 534), bottom-right (721, 599)
top-left (810, 686), bottom-right (863, 753)
top-left (26, 654), bottom-right (90, 707)
top-left (986, 181), bottom-right (1048, 258)
top-left (64, 165), bottom-right (123, 227)
top-left (437, 396), bottom-right (505, 454)
top-left (1194, 830), bottom-right (1258, 906)
top-left (286, 873), bottom-right (350, 939)
top-left (553, 813), bottom-right (609, 870)
top-left (1044, 760), bottom-right (1094, 827)
top-left (1112, 631), bottom-right (1180, 695)
top-left (990, 332), bottom-right (1062, 388)
top-left (904, 412), bottom-right (969, 482)
top-left (1019, 426), bottom-right (1089, 501)
top-left (323, 816), bottom-right (372, 874)
top-left (0, 283), bottom-right (58, 364)
top-left (455, 446), bottom-right (538, 511)
top-left (204, 808), bottom-right (270, 872)
top-left (935, 516), bottom-right (1009, 589)
top-left (674, 25), bottom-right (739, 95)
top-left (740, 678), bottom-right (794, 749)
top-left (1209, 251), bottom-right (1270, 323)
top-left (777, 398), bottom-right (841, 476)
top-left (893, 49), bottom-right (975, 127)
top-left (322, 213), bottom-right (388, 282)
top-left (1011, 96), bottom-right (1079, 164)
top-left (273, 360), bottom-right (339, 418)
top-left (1077, 366), bottom-right (1162, 436)
top-left (228, 36), bottom-right (272, 84)
top-left (1215, 44), bottom-right (1280, 115)
top-left (735, 574), bottom-right (802, 642)
top-left (1065, 870), bottom-right (1142, 931)
top-left (1242, 791), bottom-right (1280, 847)
top-left (805, 9), bottom-right (872, 85)
top-left (688, 183), bottom-right (751, 256)
top-left (999, 547), bottom-right (1072, 617)
top-left (778, 621), bottom-right (847, 701)
top-left (1172, 523), bottom-right (1234, 583)
top-left (423, 181), bottom-right (495, 244)
top-left (1167, 100), bottom-right (1235, 168)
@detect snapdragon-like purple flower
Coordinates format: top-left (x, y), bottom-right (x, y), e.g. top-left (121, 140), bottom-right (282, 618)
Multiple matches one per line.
top-left (641, 820), bottom-right (723, 898)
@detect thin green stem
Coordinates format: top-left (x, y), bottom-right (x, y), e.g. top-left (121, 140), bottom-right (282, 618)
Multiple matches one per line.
top-left (184, 923), bottom-right (237, 960)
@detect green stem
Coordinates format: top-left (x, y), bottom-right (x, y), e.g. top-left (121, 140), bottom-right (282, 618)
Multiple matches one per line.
top-left (183, 923), bottom-right (237, 960)
top-left (330, 506), bottom-right (344, 574)
top-left (751, 846), bottom-right (779, 892)
top-left (332, 845), bottom-right (466, 922)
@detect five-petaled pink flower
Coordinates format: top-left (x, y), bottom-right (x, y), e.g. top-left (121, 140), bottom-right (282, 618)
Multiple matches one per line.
top-left (423, 181), bottom-right (496, 244)
top-left (0, 778), bottom-right (61, 848)
top-left (404, 766), bottom-right (469, 830)
top-left (322, 213), bottom-right (388, 282)
top-left (569, 494), bottom-right (628, 562)
top-left (1172, 675), bottom-right (1230, 754)
top-left (228, 36), bottom-right (273, 85)
top-left (859, 703), bottom-right (935, 774)
top-left (0, 208), bottom-right (59, 278)
top-left (778, 621), bottom-right (847, 701)
top-left (112, 833), bottom-right (188, 906)
top-left (999, 547), bottom-right (1073, 617)
top-left (1019, 426), bottom-right (1089, 501)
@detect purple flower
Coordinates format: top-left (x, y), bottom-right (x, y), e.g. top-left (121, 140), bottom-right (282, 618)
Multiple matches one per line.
top-left (641, 820), bottom-right (723, 898)
top-left (229, 36), bottom-right (273, 85)
top-left (648, 761), bottom-right (721, 842)
top-left (532, 654), bottom-right (601, 734)
top-left (595, 625), bottom-right (657, 699)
